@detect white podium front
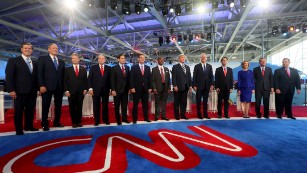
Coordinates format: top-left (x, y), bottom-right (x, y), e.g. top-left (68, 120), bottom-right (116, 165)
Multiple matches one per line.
top-left (0, 91), bottom-right (4, 124)
top-left (208, 90), bottom-right (218, 113)
top-left (269, 92), bottom-right (276, 112)
top-left (82, 94), bottom-right (93, 117)
top-left (36, 95), bottom-right (54, 121)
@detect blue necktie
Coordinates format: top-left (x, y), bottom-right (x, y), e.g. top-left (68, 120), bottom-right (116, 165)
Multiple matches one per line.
top-left (53, 57), bottom-right (58, 70)
top-left (203, 64), bottom-right (206, 74)
top-left (26, 58), bottom-right (32, 73)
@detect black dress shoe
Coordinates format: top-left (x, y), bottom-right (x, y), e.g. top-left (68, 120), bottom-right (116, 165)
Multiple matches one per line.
top-left (43, 127), bottom-right (50, 131)
top-left (54, 123), bottom-right (64, 128)
top-left (133, 121), bottom-right (137, 124)
top-left (94, 123), bottom-right (99, 126)
top-left (175, 117), bottom-right (180, 120)
top-left (217, 115), bottom-right (222, 119)
top-left (277, 115), bottom-right (282, 119)
top-left (288, 116), bottom-right (296, 120)
top-left (117, 122), bottom-right (122, 125)
top-left (25, 128), bottom-right (39, 131)
top-left (77, 124), bottom-right (83, 127)
top-left (154, 117), bottom-right (158, 121)
top-left (257, 116), bottom-right (261, 119)
top-left (105, 122), bottom-right (110, 125)
top-left (181, 116), bottom-right (189, 120)
top-left (204, 116), bottom-right (211, 119)
top-left (16, 131), bottom-right (24, 135)
top-left (145, 119), bottom-right (151, 122)
top-left (224, 116), bottom-right (230, 119)
top-left (264, 116), bottom-right (269, 119)
top-left (72, 124), bottom-right (78, 128)
top-left (162, 117), bottom-right (169, 121)
top-left (124, 120), bottom-right (131, 124)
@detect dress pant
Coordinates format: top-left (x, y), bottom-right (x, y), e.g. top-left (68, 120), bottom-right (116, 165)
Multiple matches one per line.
top-left (41, 89), bottom-right (63, 127)
top-left (255, 89), bottom-right (270, 117)
top-left (14, 92), bottom-right (37, 133)
top-left (174, 87), bottom-right (188, 119)
top-left (68, 93), bottom-right (84, 125)
top-left (114, 92), bottom-right (128, 124)
top-left (196, 88), bottom-right (209, 118)
top-left (275, 88), bottom-right (294, 117)
top-left (154, 84), bottom-right (168, 118)
top-left (132, 88), bottom-right (149, 121)
top-left (217, 88), bottom-right (230, 117)
top-left (92, 92), bottom-right (109, 124)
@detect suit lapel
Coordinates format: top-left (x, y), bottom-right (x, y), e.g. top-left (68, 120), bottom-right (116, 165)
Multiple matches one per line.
top-left (18, 56), bottom-right (32, 74)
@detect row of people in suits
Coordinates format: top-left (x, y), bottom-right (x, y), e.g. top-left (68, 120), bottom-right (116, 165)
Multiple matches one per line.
top-left (237, 58), bottom-right (301, 119)
top-left (5, 42), bottom-right (301, 135)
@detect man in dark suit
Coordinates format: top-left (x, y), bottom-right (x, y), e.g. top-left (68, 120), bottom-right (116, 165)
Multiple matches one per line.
top-left (38, 43), bottom-right (65, 131)
top-left (253, 57), bottom-right (274, 119)
top-left (5, 42), bottom-right (39, 135)
top-left (130, 54), bottom-right (152, 123)
top-left (64, 53), bottom-right (88, 128)
top-left (172, 54), bottom-right (192, 120)
top-left (215, 57), bottom-right (233, 119)
top-left (193, 53), bottom-right (214, 119)
top-left (88, 54), bottom-right (111, 126)
top-left (152, 56), bottom-right (170, 121)
top-left (111, 54), bottom-right (131, 125)
top-left (274, 58), bottom-right (301, 119)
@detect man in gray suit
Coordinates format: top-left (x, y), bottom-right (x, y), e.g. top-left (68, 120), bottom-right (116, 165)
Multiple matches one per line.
top-left (152, 57), bottom-right (170, 121)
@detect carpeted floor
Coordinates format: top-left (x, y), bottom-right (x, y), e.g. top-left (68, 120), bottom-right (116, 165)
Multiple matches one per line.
top-left (1, 103), bottom-right (307, 133)
top-left (1, 120), bottom-right (307, 173)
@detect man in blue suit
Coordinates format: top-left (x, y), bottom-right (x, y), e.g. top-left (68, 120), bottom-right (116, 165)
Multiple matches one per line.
top-left (88, 54), bottom-right (111, 126)
top-left (172, 54), bottom-right (192, 120)
top-left (193, 53), bottom-right (214, 119)
top-left (130, 54), bottom-right (152, 123)
top-left (5, 42), bottom-right (39, 135)
top-left (38, 43), bottom-right (65, 131)
top-left (274, 58), bottom-right (301, 119)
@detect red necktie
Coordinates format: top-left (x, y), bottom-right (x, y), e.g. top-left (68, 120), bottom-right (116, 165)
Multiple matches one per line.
top-left (121, 65), bottom-right (126, 77)
top-left (141, 65), bottom-right (144, 76)
top-left (223, 67), bottom-right (227, 76)
top-left (161, 67), bottom-right (165, 83)
top-left (261, 68), bottom-right (265, 76)
top-left (286, 68), bottom-right (290, 77)
top-left (75, 66), bottom-right (79, 77)
top-left (100, 65), bottom-right (104, 76)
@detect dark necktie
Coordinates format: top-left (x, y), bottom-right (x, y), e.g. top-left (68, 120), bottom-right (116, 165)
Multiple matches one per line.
top-left (53, 57), bottom-right (58, 70)
top-left (122, 65), bottom-right (126, 77)
top-left (203, 64), bottom-right (206, 74)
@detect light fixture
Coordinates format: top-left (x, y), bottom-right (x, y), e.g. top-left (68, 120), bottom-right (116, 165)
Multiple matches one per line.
top-left (227, 0), bottom-right (235, 8)
top-left (240, 0), bottom-right (247, 8)
top-left (295, 24), bottom-right (300, 32)
top-left (162, 6), bottom-right (168, 16)
top-left (183, 35), bottom-right (188, 41)
top-left (185, 3), bottom-right (192, 12)
top-left (272, 26), bottom-right (279, 36)
top-left (159, 37), bottom-right (163, 46)
top-left (302, 24), bottom-right (307, 33)
top-left (178, 35), bottom-right (183, 43)
top-left (175, 4), bottom-right (181, 16)
top-left (122, 1), bottom-right (131, 15)
top-left (289, 25), bottom-right (295, 32)
top-left (165, 36), bottom-right (171, 44)
top-left (144, 5), bottom-right (149, 12)
top-left (135, 3), bottom-right (141, 15)
top-left (281, 25), bottom-right (288, 36)
top-left (169, 6), bottom-right (174, 13)
top-left (189, 34), bottom-right (193, 42)
top-left (110, 0), bottom-right (117, 10)
top-left (212, 0), bottom-right (219, 9)
top-left (258, 0), bottom-right (269, 8)
top-left (171, 36), bottom-right (176, 42)
top-left (207, 33), bottom-right (212, 40)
